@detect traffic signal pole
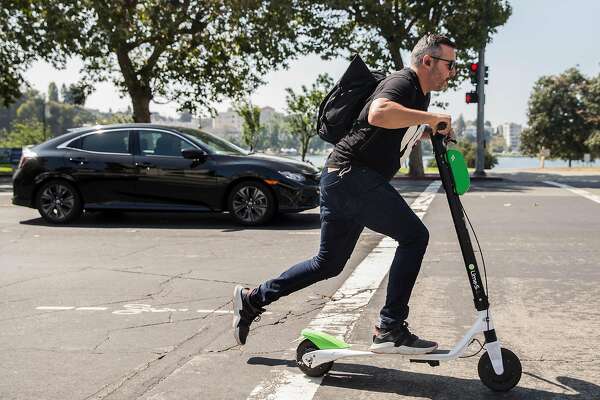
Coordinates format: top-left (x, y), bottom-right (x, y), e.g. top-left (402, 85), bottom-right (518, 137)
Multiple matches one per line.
top-left (474, 46), bottom-right (486, 176)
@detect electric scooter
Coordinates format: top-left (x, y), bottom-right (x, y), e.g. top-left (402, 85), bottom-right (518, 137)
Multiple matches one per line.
top-left (295, 125), bottom-right (522, 392)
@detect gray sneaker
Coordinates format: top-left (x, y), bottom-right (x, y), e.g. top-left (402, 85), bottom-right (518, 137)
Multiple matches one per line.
top-left (370, 322), bottom-right (438, 354)
top-left (232, 285), bottom-right (265, 345)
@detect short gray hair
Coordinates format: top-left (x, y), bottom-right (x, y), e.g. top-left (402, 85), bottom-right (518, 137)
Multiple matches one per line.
top-left (410, 34), bottom-right (456, 66)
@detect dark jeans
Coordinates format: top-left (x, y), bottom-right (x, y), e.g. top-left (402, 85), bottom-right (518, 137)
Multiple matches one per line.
top-left (249, 165), bottom-right (429, 330)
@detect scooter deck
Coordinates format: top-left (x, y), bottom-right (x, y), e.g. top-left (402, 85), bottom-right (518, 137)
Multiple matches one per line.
top-left (302, 347), bottom-right (452, 369)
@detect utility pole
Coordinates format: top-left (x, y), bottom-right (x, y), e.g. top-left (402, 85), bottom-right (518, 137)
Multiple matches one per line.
top-left (474, 45), bottom-right (486, 176)
top-left (474, 0), bottom-right (491, 176)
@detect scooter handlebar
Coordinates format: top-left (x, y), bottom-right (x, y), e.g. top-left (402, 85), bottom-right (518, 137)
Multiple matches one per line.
top-left (431, 122), bottom-right (456, 146)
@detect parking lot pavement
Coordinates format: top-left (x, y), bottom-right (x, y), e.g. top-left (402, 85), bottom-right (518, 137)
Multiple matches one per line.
top-left (1, 176), bottom-right (599, 399)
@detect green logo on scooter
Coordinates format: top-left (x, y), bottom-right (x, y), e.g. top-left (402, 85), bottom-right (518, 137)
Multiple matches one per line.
top-left (468, 264), bottom-right (475, 271)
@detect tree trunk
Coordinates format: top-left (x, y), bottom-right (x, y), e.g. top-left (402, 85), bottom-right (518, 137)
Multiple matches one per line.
top-left (387, 38), bottom-right (424, 177)
top-left (568, 159), bottom-right (572, 168)
top-left (408, 143), bottom-right (425, 177)
top-left (131, 91), bottom-right (152, 123)
top-left (301, 136), bottom-right (309, 161)
top-left (115, 47), bottom-right (152, 123)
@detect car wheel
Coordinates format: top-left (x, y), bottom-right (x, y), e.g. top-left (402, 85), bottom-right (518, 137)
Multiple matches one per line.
top-left (227, 181), bottom-right (276, 226)
top-left (36, 180), bottom-right (83, 224)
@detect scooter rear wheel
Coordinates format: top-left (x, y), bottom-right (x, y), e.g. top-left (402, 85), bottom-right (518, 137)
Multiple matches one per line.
top-left (478, 347), bottom-right (522, 391)
top-left (296, 339), bottom-right (333, 377)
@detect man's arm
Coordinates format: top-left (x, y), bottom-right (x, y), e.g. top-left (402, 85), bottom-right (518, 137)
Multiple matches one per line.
top-left (368, 98), bottom-right (451, 135)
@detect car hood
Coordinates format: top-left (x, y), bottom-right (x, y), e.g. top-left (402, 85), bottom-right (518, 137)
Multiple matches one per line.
top-left (246, 153), bottom-right (320, 174)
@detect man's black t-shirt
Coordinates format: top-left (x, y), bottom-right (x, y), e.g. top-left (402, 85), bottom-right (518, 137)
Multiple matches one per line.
top-left (326, 68), bottom-right (430, 181)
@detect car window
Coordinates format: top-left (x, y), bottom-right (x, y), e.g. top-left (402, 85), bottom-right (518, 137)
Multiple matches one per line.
top-left (139, 130), bottom-right (195, 157)
top-left (175, 127), bottom-right (248, 155)
top-left (80, 131), bottom-right (130, 154)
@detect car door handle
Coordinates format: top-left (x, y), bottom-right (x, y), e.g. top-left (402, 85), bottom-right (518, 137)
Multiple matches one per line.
top-left (69, 157), bottom-right (88, 165)
top-left (135, 162), bottom-right (156, 168)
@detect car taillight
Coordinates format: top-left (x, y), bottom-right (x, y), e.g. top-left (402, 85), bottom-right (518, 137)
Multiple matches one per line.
top-left (18, 147), bottom-right (37, 169)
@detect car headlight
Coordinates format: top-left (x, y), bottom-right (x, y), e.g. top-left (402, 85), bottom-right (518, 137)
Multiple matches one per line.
top-left (278, 171), bottom-right (306, 182)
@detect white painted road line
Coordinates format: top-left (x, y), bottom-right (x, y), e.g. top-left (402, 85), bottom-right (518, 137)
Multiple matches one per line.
top-left (247, 181), bottom-right (441, 400)
top-left (544, 181), bottom-right (600, 204)
top-left (0, 184), bottom-right (12, 189)
top-left (34, 305), bottom-right (272, 316)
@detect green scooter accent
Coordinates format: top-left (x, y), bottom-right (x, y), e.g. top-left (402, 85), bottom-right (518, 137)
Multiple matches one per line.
top-left (446, 149), bottom-right (471, 195)
top-left (301, 329), bottom-right (350, 350)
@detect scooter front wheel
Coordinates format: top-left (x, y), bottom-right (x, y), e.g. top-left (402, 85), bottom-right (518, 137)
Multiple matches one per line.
top-left (296, 339), bottom-right (333, 377)
top-left (478, 347), bottom-right (522, 391)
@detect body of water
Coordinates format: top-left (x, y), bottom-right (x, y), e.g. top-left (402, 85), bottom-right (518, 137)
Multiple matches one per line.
top-left (288, 153), bottom-right (598, 170)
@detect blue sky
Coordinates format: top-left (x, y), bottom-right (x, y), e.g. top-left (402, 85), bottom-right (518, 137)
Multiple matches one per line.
top-left (24, 0), bottom-right (600, 127)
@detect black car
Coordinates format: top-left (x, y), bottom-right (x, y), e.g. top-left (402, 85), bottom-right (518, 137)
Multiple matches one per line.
top-left (12, 124), bottom-right (321, 225)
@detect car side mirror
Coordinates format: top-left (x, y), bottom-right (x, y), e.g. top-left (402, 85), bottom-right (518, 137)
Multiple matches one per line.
top-left (182, 148), bottom-right (207, 163)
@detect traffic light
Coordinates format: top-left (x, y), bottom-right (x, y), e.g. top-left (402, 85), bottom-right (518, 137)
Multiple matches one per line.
top-left (469, 62), bottom-right (479, 84)
top-left (465, 91), bottom-right (479, 104)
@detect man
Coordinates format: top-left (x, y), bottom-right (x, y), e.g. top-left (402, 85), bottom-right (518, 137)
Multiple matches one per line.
top-left (233, 34), bottom-right (456, 354)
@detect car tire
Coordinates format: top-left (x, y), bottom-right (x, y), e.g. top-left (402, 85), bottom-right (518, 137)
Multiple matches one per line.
top-left (35, 179), bottom-right (83, 224)
top-left (227, 181), bottom-right (276, 226)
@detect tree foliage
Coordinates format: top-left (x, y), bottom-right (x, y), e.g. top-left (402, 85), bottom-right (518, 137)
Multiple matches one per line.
top-left (0, 121), bottom-right (45, 147)
top-left (285, 74), bottom-right (334, 161)
top-left (61, 83), bottom-right (92, 106)
top-left (234, 100), bottom-right (262, 152)
top-left (299, 0), bottom-right (512, 175)
top-left (0, 1), bottom-right (81, 106)
top-left (48, 83), bottom-right (59, 102)
top-left (36, 0), bottom-right (307, 123)
top-left (427, 140), bottom-right (497, 169)
top-left (521, 68), bottom-right (596, 163)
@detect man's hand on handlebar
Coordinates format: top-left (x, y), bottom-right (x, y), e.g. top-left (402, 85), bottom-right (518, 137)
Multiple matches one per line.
top-left (427, 113), bottom-right (452, 135)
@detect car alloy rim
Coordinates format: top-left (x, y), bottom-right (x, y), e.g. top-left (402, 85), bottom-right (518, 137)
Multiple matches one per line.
top-left (40, 184), bottom-right (75, 221)
top-left (232, 186), bottom-right (268, 223)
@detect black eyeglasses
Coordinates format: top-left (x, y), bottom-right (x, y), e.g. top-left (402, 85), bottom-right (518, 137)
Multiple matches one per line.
top-left (430, 56), bottom-right (456, 71)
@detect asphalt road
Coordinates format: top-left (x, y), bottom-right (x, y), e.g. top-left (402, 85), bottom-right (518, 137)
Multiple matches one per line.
top-left (0, 171), bottom-right (599, 400)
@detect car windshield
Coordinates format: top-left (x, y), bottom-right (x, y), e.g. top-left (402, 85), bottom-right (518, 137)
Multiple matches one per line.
top-left (174, 127), bottom-right (249, 156)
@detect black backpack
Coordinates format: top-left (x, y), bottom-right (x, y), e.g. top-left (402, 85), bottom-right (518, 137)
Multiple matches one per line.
top-left (316, 54), bottom-right (386, 144)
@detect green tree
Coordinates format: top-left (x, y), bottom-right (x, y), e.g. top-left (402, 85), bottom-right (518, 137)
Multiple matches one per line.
top-left (234, 100), bottom-right (262, 152)
top-left (48, 82), bottom-right (59, 102)
top-left (489, 135), bottom-right (506, 153)
top-left (61, 83), bottom-right (91, 106)
top-left (454, 114), bottom-right (466, 137)
top-left (428, 140), bottom-right (497, 169)
top-left (43, 1), bottom-right (306, 123)
top-left (0, 121), bottom-right (45, 147)
top-left (285, 74), bottom-right (334, 161)
top-left (520, 68), bottom-right (591, 166)
top-left (582, 73), bottom-right (600, 158)
top-left (300, 0), bottom-right (511, 176)
top-left (1, 1), bottom-right (81, 106)
top-left (0, 90), bottom-right (35, 131)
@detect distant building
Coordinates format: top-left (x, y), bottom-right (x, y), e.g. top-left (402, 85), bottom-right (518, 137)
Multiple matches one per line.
top-left (463, 124), bottom-right (477, 138)
top-left (151, 106), bottom-right (279, 142)
top-left (210, 106), bottom-right (279, 141)
top-left (499, 123), bottom-right (522, 152)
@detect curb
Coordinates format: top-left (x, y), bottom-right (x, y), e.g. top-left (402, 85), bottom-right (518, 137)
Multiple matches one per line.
top-left (392, 174), bottom-right (503, 181)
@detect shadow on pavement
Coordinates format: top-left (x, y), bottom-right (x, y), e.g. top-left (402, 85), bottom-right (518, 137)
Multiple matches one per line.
top-left (323, 363), bottom-right (599, 399)
top-left (245, 357), bottom-right (599, 399)
top-left (493, 171), bottom-right (600, 188)
top-left (247, 357), bottom-right (296, 367)
top-left (19, 210), bottom-right (321, 231)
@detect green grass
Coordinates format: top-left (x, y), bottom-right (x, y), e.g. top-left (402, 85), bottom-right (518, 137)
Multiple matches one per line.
top-left (395, 167), bottom-right (476, 176)
top-left (396, 167), bottom-right (440, 175)
top-left (0, 163), bottom-right (13, 173)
